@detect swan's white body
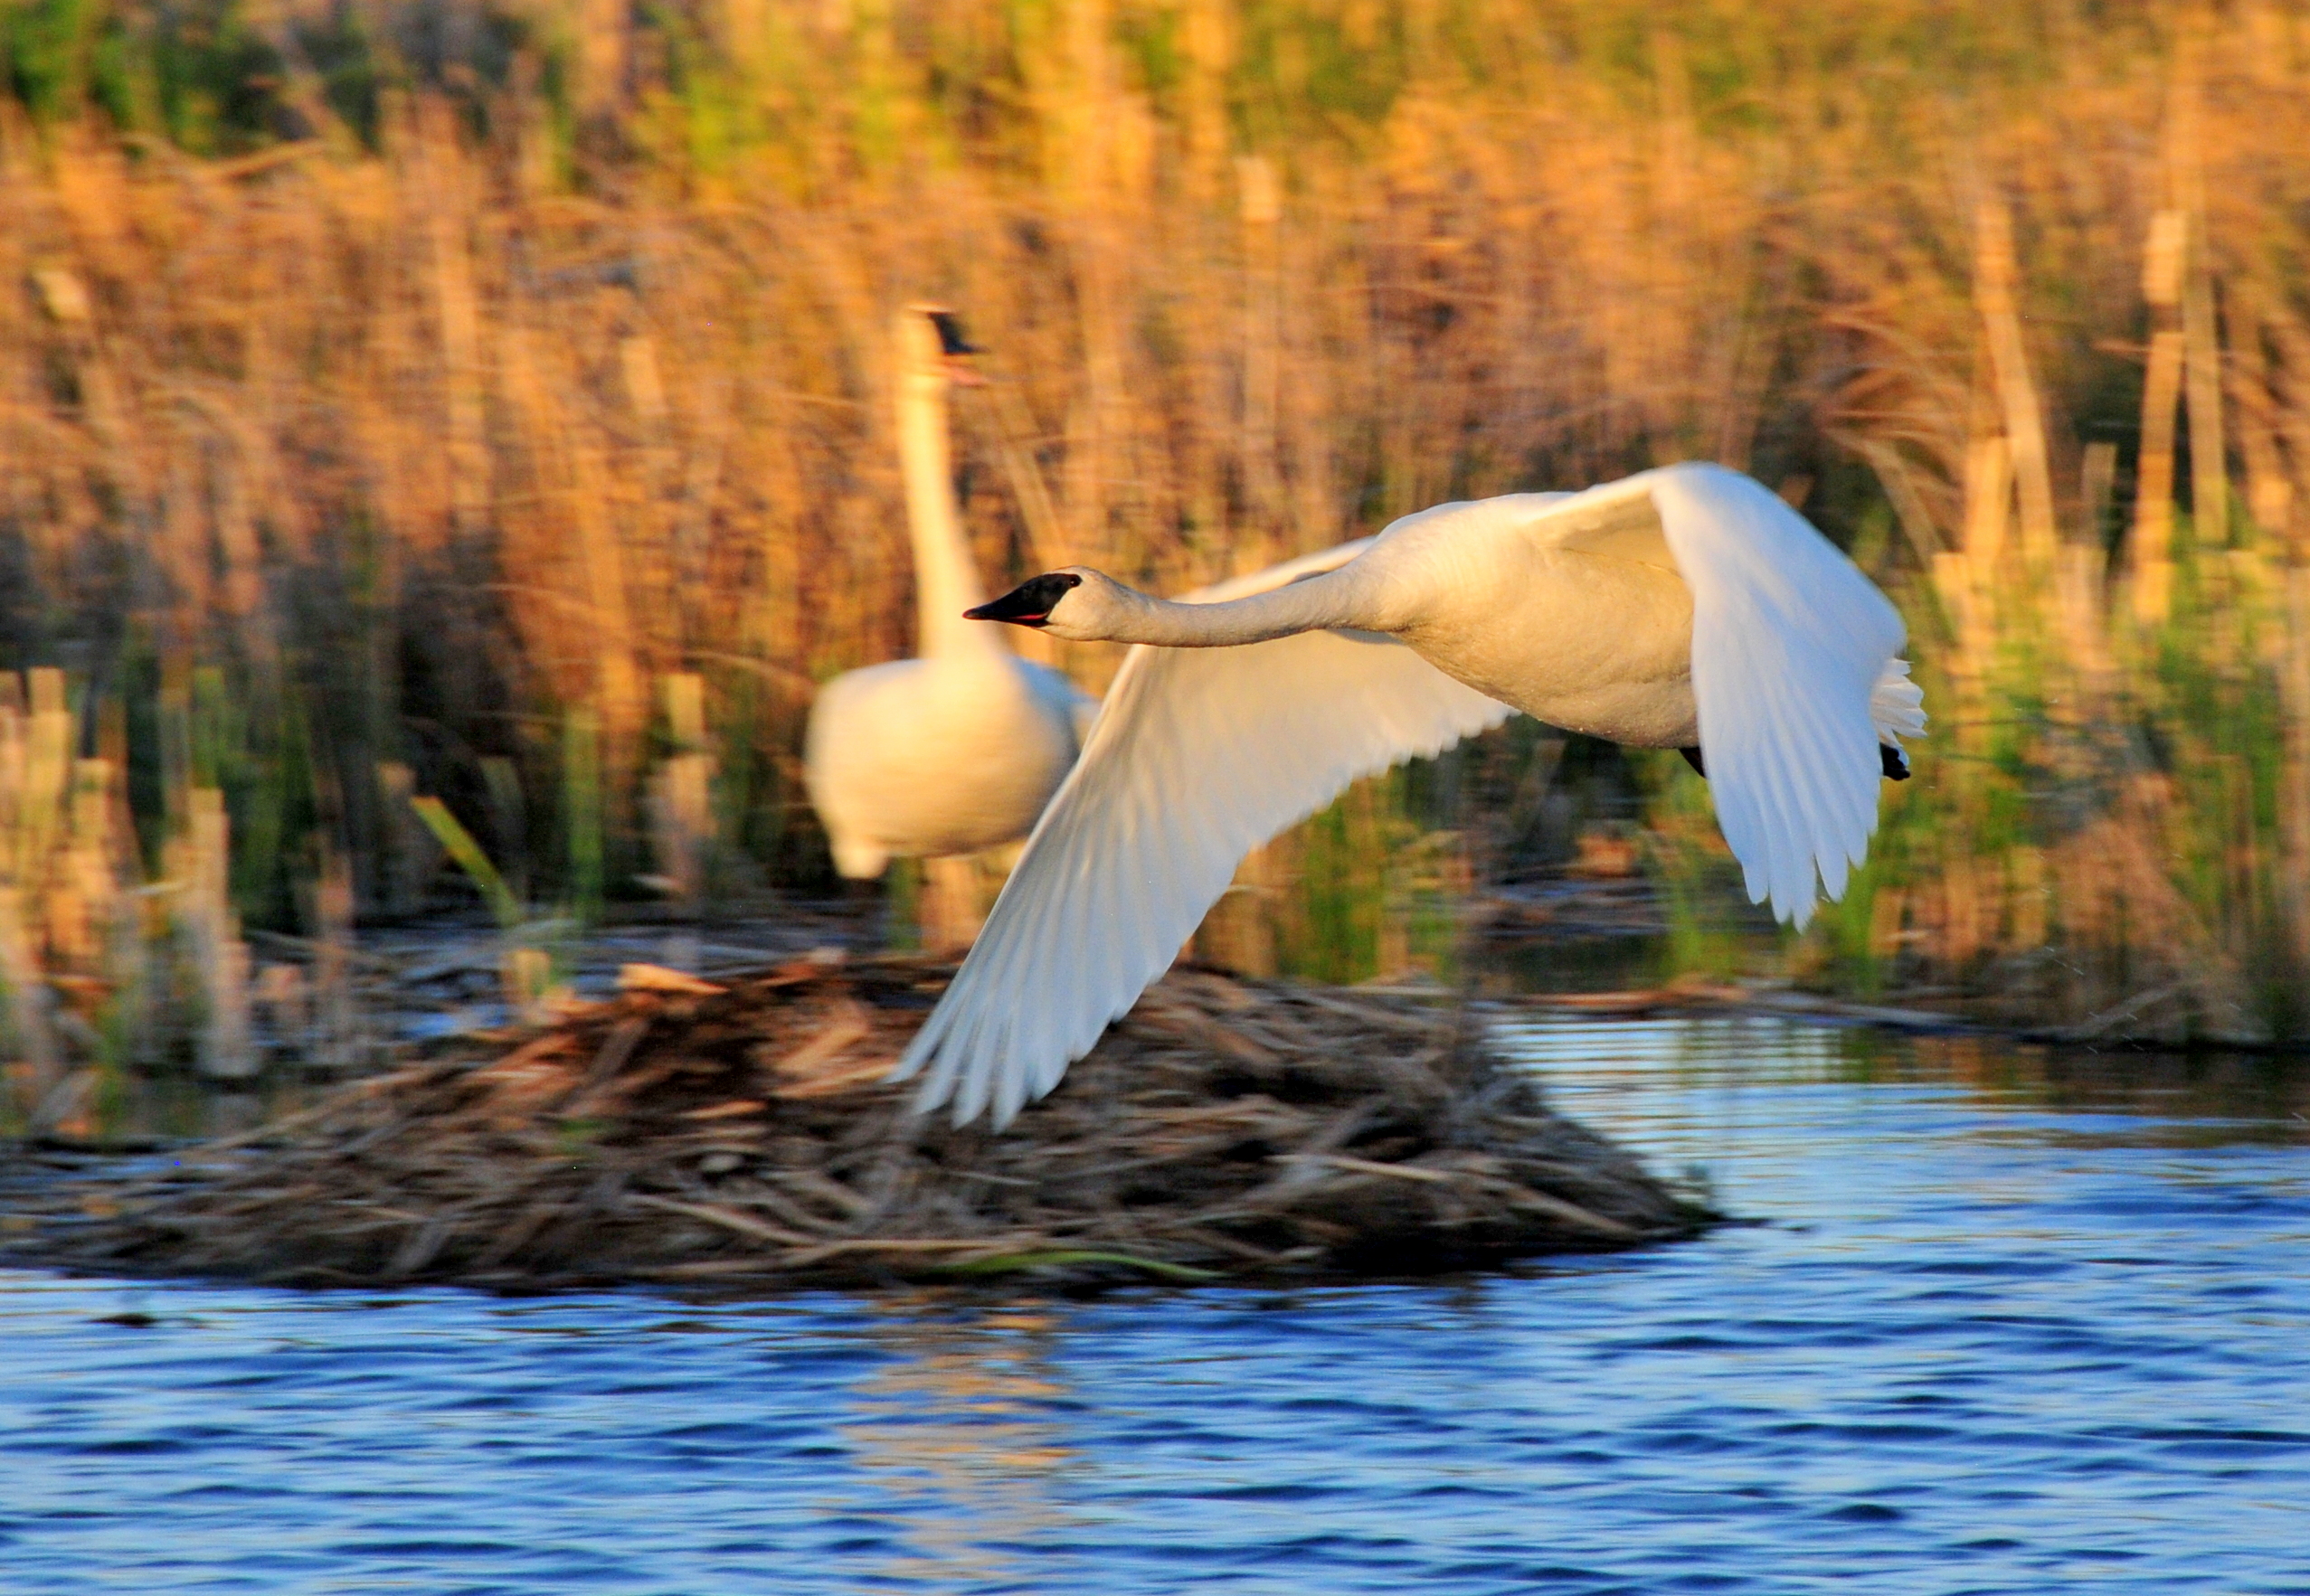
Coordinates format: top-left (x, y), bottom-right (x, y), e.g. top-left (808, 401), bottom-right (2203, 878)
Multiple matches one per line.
top-left (804, 310), bottom-right (1093, 879)
top-left (895, 462), bottom-right (1927, 1127)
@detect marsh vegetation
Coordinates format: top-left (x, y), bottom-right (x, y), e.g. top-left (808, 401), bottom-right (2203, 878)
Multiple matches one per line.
top-left (5, 0), bottom-right (2310, 1127)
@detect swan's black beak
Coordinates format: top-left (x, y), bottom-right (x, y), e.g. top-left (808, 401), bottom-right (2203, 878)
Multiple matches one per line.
top-left (928, 311), bottom-right (981, 356)
top-left (966, 572), bottom-right (1080, 628)
top-left (929, 310), bottom-right (988, 388)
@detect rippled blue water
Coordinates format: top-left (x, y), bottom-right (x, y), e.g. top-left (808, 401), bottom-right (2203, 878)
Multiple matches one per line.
top-left (5, 1016), bottom-right (2307, 1595)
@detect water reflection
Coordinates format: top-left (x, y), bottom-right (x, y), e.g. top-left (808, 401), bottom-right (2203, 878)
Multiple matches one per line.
top-left (840, 1307), bottom-right (1078, 1588)
top-left (1496, 1012), bottom-right (2310, 1149)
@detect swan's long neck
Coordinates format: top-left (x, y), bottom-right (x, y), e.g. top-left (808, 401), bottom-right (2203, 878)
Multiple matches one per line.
top-left (897, 369), bottom-right (998, 659)
top-left (1094, 567), bottom-right (1378, 647)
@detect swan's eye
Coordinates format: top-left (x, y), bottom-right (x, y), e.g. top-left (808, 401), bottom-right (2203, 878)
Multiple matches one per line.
top-left (966, 572), bottom-right (1081, 628)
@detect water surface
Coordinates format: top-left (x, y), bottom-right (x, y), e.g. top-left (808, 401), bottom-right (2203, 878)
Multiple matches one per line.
top-left (4, 1016), bottom-right (2306, 1594)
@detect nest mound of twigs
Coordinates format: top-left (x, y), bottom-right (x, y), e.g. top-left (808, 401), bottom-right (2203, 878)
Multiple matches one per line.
top-left (7, 955), bottom-right (1711, 1290)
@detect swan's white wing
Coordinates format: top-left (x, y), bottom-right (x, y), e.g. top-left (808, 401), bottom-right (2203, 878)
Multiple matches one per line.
top-left (1175, 536), bottom-right (1376, 603)
top-left (891, 548), bottom-right (1510, 1128)
top-left (1643, 462), bottom-right (1909, 928)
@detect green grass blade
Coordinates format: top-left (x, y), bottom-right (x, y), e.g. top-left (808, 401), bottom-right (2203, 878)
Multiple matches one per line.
top-left (409, 796), bottom-right (524, 930)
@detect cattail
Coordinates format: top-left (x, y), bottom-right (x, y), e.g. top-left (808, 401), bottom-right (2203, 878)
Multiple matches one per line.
top-left (183, 788), bottom-right (256, 1081)
top-left (645, 674), bottom-right (716, 908)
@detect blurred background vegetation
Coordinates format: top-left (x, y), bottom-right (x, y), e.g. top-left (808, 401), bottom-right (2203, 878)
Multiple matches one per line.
top-left (4, 0), bottom-right (2310, 1108)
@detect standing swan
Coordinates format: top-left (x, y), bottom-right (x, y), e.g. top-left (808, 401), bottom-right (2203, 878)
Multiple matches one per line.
top-left (895, 463), bottom-right (1926, 1127)
top-left (803, 307), bottom-right (1093, 902)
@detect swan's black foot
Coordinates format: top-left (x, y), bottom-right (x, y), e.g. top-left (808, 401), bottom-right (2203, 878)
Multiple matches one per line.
top-left (1683, 744), bottom-right (1908, 780)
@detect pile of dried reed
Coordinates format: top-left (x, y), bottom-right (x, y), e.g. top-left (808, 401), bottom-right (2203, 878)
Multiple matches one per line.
top-left (3, 956), bottom-right (1709, 1290)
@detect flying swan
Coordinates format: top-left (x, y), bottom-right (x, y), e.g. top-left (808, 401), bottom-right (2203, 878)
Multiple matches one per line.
top-left (894, 462), bottom-right (1927, 1127)
top-left (804, 307), bottom-right (1094, 888)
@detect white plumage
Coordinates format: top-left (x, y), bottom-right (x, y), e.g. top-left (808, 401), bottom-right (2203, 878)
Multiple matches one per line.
top-left (895, 462), bottom-right (1927, 1127)
top-left (803, 307), bottom-right (1094, 881)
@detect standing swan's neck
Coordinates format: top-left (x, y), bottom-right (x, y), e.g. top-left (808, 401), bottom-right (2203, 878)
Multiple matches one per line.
top-left (895, 346), bottom-right (996, 660)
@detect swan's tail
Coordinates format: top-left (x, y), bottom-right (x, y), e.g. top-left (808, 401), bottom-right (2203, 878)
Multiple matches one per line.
top-left (1872, 657), bottom-right (1927, 749)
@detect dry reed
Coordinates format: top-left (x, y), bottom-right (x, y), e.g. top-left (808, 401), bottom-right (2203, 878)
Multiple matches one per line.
top-left (0, 664), bottom-right (289, 1125)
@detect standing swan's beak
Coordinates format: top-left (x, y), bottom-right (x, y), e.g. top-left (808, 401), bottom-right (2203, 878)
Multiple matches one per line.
top-left (928, 311), bottom-right (980, 355)
top-left (927, 310), bottom-right (988, 387)
top-left (967, 572), bottom-right (1081, 628)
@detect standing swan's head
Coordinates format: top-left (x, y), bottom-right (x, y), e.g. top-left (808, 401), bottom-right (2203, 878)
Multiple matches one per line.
top-left (968, 569), bottom-right (1148, 642)
top-left (896, 302), bottom-right (986, 395)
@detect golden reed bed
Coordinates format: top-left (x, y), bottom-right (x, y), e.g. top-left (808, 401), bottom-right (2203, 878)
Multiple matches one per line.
top-left (11, 1), bottom-right (2310, 1102)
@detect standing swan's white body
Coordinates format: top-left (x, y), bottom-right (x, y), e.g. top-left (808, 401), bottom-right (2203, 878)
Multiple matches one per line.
top-left (804, 308), bottom-right (1093, 882)
top-left (895, 463), bottom-right (1927, 1127)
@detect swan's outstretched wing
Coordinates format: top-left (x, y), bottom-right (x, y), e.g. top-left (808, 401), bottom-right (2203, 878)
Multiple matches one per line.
top-left (892, 543), bottom-right (1511, 1128)
top-left (1643, 462), bottom-right (1910, 927)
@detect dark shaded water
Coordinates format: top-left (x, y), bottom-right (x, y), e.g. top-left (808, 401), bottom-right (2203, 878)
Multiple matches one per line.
top-left (4, 1015), bottom-right (2306, 1594)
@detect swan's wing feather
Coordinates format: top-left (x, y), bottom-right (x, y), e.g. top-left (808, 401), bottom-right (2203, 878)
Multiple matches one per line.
top-left (1643, 463), bottom-right (1908, 928)
top-left (1172, 536), bottom-right (1377, 603)
top-left (893, 619), bottom-right (1512, 1127)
